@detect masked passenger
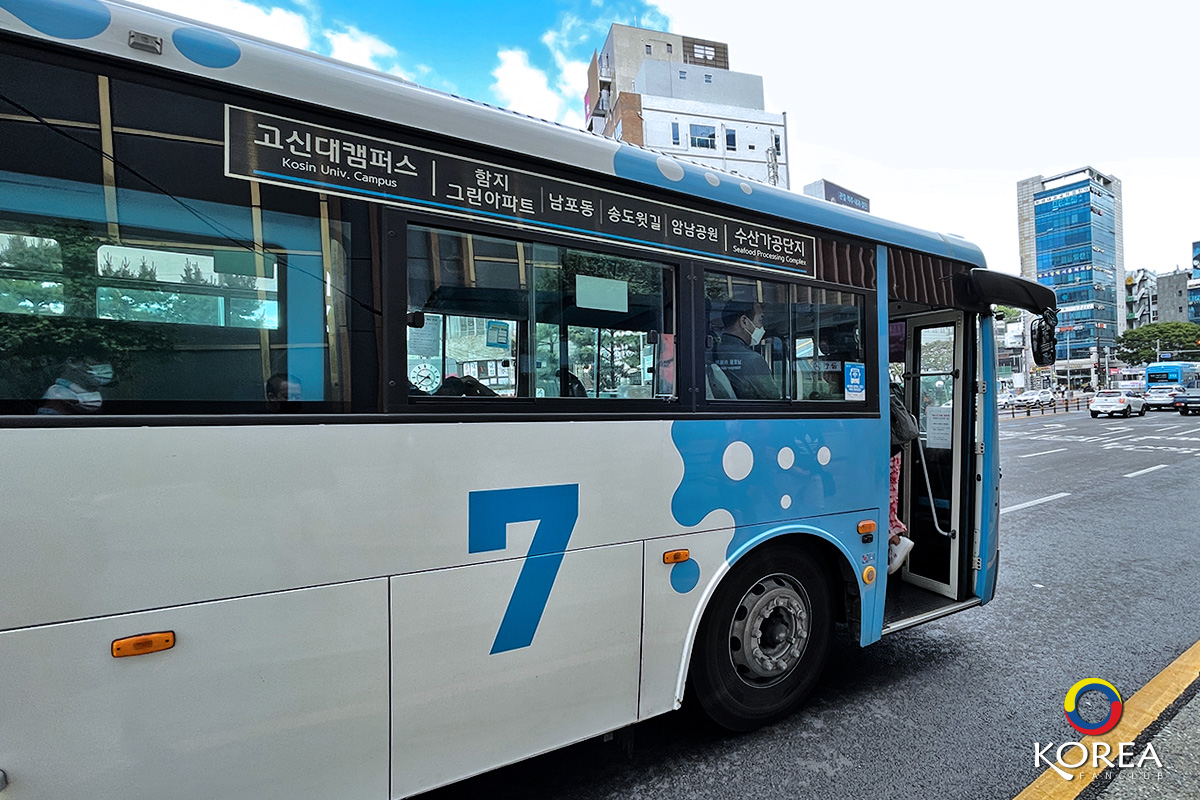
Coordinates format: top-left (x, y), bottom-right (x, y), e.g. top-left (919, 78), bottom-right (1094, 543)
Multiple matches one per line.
top-left (713, 301), bottom-right (781, 400)
top-left (38, 355), bottom-right (114, 414)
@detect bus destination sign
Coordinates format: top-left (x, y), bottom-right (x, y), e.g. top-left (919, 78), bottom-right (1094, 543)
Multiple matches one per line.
top-left (225, 106), bottom-right (814, 274)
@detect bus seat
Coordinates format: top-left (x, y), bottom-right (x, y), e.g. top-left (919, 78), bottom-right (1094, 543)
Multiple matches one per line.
top-left (706, 363), bottom-right (734, 400)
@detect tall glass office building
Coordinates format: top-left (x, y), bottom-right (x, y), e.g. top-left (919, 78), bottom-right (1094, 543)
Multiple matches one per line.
top-left (1017, 168), bottom-right (1124, 385)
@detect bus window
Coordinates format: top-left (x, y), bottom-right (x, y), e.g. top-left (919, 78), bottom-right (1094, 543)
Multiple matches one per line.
top-left (407, 225), bottom-right (674, 401)
top-left (0, 62), bottom-right (366, 413)
top-left (704, 271), bottom-right (787, 400)
top-left (793, 287), bottom-right (865, 401)
top-left (533, 248), bottom-right (672, 400)
top-left (406, 227), bottom-right (521, 397)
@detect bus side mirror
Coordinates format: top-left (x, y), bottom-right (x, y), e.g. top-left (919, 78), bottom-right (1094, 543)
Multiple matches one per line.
top-left (1030, 317), bottom-right (1057, 366)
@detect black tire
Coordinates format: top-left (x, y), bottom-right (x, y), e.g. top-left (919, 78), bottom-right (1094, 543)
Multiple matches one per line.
top-left (1123, 407), bottom-right (1131, 417)
top-left (1090, 411), bottom-right (1099, 418)
top-left (1139, 405), bottom-right (1147, 416)
top-left (689, 544), bottom-right (831, 732)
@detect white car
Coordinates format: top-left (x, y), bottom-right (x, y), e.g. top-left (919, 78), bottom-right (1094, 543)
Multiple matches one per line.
top-left (1144, 385), bottom-right (1185, 411)
top-left (1089, 389), bottom-right (1146, 418)
top-left (1015, 389), bottom-right (1055, 408)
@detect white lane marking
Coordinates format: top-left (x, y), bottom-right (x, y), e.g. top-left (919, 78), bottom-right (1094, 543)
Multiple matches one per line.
top-left (1124, 464), bottom-right (1169, 478)
top-left (1097, 426), bottom-right (1129, 434)
top-left (1017, 448), bottom-right (1068, 459)
top-left (1000, 492), bottom-right (1071, 514)
top-left (1102, 434), bottom-right (1139, 444)
top-left (1156, 425), bottom-right (1182, 432)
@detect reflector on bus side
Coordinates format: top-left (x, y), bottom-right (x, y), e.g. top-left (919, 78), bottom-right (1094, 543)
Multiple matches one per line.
top-left (112, 631), bottom-right (175, 658)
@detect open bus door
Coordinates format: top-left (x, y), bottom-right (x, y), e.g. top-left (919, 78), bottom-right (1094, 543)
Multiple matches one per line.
top-left (883, 270), bottom-right (1055, 632)
top-left (902, 311), bottom-right (965, 599)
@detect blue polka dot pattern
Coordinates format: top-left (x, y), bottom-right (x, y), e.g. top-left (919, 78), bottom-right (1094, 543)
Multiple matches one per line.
top-left (669, 559), bottom-right (700, 594)
top-left (670, 418), bottom-right (880, 564)
top-left (0, 0), bottom-right (111, 39)
top-left (173, 26), bottom-right (241, 69)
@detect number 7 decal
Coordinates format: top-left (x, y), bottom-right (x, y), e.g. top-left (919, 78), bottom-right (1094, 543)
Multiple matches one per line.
top-left (468, 484), bottom-right (579, 654)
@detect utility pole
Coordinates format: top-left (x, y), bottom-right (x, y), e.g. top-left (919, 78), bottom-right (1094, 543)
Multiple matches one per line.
top-left (766, 130), bottom-right (780, 187)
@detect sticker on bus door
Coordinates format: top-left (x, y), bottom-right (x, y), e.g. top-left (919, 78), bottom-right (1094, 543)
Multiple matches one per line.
top-left (845, 362), bottom-right (866, 401)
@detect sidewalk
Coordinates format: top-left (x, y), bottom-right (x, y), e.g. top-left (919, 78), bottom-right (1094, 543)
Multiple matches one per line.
top-left (1093, 683), bottom-right (1200, 799)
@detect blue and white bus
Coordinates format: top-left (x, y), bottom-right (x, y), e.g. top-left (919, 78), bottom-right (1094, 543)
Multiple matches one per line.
top-left (0, 2), bottom-right (1056, 797)
top-left (1144, 361), bottom-right (1200, 388)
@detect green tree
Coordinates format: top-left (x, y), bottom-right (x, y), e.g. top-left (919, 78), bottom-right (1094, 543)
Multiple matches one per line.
top-left (993, 304), bottom-right (1020, 322)
top-left (0, 223), bottom-right (176, 398)
top-left (0, 234), bottom-right (63, 273)
top-left (1114, 322), bottom-right (1200, 366)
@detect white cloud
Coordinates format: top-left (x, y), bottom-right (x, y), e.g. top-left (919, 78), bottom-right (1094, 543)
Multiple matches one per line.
top-left (133, 0), bottom-right (434, 86)
top-left (325, 25), bottom-right (398, 71)
top-left (491, 49), bottom-right (568, 122)
top-left (131, 0), bottom-right (311, 49)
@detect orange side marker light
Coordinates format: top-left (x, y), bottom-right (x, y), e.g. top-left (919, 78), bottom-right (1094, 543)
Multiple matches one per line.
top-left (857, 520), bottom-right (877, 534)
top-left (112, 631), bottom-right (175, 658)
top-left (663, 549), bottom-right (690, 564)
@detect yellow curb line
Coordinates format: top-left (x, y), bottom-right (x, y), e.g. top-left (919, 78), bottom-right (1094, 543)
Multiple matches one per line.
top-left (1014, 637), bottom-right (1200, 800)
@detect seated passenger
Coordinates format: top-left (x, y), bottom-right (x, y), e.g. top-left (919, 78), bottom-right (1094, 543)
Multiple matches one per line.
top-left (434, 375), bottom-right (498, 397)
top-left (713, 301), bottom-right (781, 400)
top-left (265, 373), bottom-right (301, 412)
top-left (39, 353), bottom-right (114, 414)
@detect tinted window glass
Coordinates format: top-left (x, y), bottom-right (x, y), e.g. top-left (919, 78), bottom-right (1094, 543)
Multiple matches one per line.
top-left (704, 271), bottom-right (786, 400)
top-left (407, 225), bottom-right (675, 400)
top-left (0, 52), bottom-right (376, 414)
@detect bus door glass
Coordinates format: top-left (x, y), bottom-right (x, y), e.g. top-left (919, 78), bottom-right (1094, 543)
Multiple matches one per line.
top-left (904, 311), bottom-right (965, 599)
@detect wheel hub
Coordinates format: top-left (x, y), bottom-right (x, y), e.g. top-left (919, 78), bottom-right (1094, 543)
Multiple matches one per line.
top-left (728, 573), bottom-right (811, 687)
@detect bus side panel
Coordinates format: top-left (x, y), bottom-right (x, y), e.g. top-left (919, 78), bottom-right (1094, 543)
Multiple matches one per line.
top-left (0, 580), bottom-right (389, 800)
top-left (0, 422), bottom-right (690, 633)
top-left (974, 316), bottom-right (1001, 602)
top-left (390, 542), bottom-right (642, 798)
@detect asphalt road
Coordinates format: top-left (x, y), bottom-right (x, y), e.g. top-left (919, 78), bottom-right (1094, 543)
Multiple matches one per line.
top-left (418, 407), bottom-right (1200, 800)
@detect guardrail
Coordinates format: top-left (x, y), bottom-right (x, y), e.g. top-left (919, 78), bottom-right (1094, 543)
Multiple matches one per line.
top-left (1003, 398), bottom-right (1090, 417)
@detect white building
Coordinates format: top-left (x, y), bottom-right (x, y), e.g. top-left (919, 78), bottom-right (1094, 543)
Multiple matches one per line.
top-left (585, 25), bottom-right (789, 188)
top-left (1124, 268), bottom-right (1157, 329)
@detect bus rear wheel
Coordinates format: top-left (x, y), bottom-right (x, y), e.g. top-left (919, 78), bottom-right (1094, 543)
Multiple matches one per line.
top-left (689, 545), bottom-right (831, 732)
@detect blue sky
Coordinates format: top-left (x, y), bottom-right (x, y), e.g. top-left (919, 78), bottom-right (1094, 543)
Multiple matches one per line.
top-left (135, 0), bottom-right (669, 129)
top-left (131, 0), bottom-right (1200, 277)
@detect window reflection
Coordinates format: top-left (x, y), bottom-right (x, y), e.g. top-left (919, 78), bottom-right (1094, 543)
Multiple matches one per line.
top-left (406, 225), bottom-right (674, 401)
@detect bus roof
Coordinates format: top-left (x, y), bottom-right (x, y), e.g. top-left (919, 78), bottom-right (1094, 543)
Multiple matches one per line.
top-left (0, 0), bottom-right (987, 269)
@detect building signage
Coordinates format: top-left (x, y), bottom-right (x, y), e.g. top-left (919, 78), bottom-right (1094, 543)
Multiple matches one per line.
top-left (1033, 186), bottom-right (1088, 206)
top-left (226, 106), bottom-right (815, 274)
top-left (820, 180), bottom-right (869, 213)
top-left (803, 179), bottom-right (869, 213)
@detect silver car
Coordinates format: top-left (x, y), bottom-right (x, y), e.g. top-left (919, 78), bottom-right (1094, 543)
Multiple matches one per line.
top-left (1089, 389), bottom-right (1146, 418)
top-left (1144, 385), bottom-right (1184, 410)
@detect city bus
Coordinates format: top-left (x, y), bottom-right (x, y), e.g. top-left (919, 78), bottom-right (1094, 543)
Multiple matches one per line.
top-left (0, 2), bottom-right (1057, 797)
top-left (1144, 361), bottom-right (1200, 388)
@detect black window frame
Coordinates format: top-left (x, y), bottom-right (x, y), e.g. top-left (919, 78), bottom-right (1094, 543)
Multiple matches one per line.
top-left (388, 209), bottom-right (685, 416)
